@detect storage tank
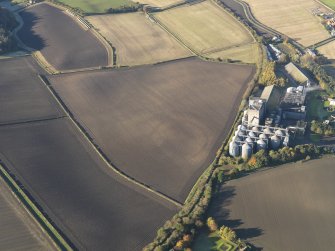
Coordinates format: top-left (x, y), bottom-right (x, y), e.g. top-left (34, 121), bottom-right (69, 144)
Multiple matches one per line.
top-left (252, 126), bottom-right (259, 132)
top-left (287, 87), bottom-right (295, 93)
top-left (270, 135), bottom-right (281, 150)
top-left (275, 129), bottom-right (285, 137)
top-left (241, 125), bottom-right (247, 131)
top-left (256, 139), bottom-right (267, 151)
top-left (245, 137), bottom-right (253, 144)
top-left (238, 130), bottom-right (246, 137)
top-left (297, 86), bottom-right (304, 92)
top-left (259, 133), bottom-right (268, 140)
top-left (242, 143), bottom-right (252, 160)
top-left (229, 141), bottom-right (240, 157)
top-left (263, 127), bottom-right (272, 135)
top-left (248, 131), bottom-right (256, 138)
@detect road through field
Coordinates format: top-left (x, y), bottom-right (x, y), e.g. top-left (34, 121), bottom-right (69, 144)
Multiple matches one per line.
top-left (210, 156), bottom-right (335, 250)
top-left (50, 58), bottom-right (255, 202)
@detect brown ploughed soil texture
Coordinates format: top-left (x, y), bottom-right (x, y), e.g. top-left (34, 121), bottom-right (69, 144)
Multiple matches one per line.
top-left (0, 119), bottom-right (177, 251)
top-left (17, 3), bottom-right (108, 71)
top-left (0, 57), bottom-right (63, 124)
top-left (0, 57), bottom-right (177, 250)
top-left (49, 58), bottom-right (255, 202)
top-left (0, 176), bottom-right (56, 251)
top-left (209, 156), bottom-right (335, 251)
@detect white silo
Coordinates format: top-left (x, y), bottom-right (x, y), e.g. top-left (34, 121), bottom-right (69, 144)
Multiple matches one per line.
top-left (242, 143), bottom-right (252, 160)
top-left (248, 131), bottom-right (256, 138)
top-left (263, 127), bottom-right (272, 135)
top-left (229, 141), bottom-right (240, 157)
top-left (275, 129), bottom-right (285, 137)
top-left (256, 139), bottom-right (267, 151)
top-left (259, 133), bottom-right (268, 140)
top-left (283, 135), bottom-right (290, 147)
top-left (270, 135), bottom-right (281, 150)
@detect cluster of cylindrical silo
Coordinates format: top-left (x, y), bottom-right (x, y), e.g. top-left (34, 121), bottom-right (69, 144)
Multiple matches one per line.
top-left (229, 123), bottom-right (290, 159)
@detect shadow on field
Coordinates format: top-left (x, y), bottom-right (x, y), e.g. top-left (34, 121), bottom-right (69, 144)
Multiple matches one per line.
top-left (18, 11), bottom-right (46, 50)
top-left (209, 185), bottom-right (264, 249)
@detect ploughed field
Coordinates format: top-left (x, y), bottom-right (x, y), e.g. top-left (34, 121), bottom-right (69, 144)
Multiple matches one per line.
top-left (0, 57), bottom-right (63, 124)
top-left (0, 175), bottom-right (56, 251)
top-left (243, 0), bottom-right (330, 47)
top-left (0, 57), bottom-right (177, 250)
top-left (49, 58), bottom-right (255, 202)
top-left (87, 12), bottom-right (190, 66)
top-left (209, 156), bottom-right (335, 250)
top-left (17, 3), bottom-right (108, 71)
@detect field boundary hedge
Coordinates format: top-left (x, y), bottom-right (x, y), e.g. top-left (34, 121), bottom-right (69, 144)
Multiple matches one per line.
top-left (0, 161), bottom-right (73, 251)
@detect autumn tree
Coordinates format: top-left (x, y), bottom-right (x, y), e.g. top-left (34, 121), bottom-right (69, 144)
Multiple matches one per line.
top-left (206, 217), bottom-right (218, 232)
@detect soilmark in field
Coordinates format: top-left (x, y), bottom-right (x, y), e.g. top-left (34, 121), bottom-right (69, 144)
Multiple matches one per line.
top-left (243, 0), bottom-right (331, 47)
top-left (154, 0), bottom-right (256, 62)
top-left (87, 12), bottom-right (191, 66)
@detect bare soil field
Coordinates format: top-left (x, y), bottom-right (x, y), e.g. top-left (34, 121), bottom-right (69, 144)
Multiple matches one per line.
top-left (0, 57), bottom-right (63, 124)
top-left (208, 43), bottom-right (259, 64)
top-left (0, 118), bottom-right (177, 251)
top-left (132, 0), bottom-right (183, 8)
top-left (154, 1), bottom-right (254, 55)
top-left (318, 40), bottom-right (335, 60)
top-left (87, 12), bottom-right (190, 66)
top-left (209, 156), bottom-right (335, 250)
top-left (49, 58), bottom-right (255, 202)
top-left (17, 3), bottom-right (108, 71)
top-left (0, 176), bottom-right (56, 251)
top-left (243, 0), bottom-right (330, 47)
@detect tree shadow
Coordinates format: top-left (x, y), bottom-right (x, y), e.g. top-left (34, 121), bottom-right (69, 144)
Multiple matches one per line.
top-left (208, 185), bottom-right (264, 249)
top-left (17, 10), bottom-right (46, 50)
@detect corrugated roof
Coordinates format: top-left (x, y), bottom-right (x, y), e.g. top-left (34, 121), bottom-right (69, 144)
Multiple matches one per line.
top-left (285, 62), bottom-right (308, 83)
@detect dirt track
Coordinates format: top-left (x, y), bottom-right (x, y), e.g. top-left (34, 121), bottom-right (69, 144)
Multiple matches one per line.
top-left (17, 3), bottom-right (108, 71)
top-left (50, 58), bottom-right (255, 202)
top-left (210, 156), bottom-right (335, 251)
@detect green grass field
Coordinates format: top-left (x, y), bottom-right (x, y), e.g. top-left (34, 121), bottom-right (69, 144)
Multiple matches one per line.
top-left (56, 0), bottom-right (136, 14)
top-left (320, 0), bottom-right (335, 10)
top-left (193, 231), bottom-right (238, 251)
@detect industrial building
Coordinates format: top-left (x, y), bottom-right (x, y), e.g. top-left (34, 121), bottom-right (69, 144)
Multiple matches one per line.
top-left (229, 84), bottom-right (308, 159)
top-left (285, 62), bottom-right (309, 85)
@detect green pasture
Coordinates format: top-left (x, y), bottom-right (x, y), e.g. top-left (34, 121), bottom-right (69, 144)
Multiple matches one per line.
top-left (56, 0), bottom-right (136, 14)
top-left (320, 0), bottom-right (335, 11)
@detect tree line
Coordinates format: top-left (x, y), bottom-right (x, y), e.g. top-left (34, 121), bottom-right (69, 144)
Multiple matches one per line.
top-left (0, 7), bottom-right (17, 54)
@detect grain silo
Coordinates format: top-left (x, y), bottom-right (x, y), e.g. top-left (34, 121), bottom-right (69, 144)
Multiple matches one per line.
top-left (248, 131), bottom-right (256, 138)
top-left (275, 129), bottom-right (285, 137)
top-left (242, 143), bottom-right (252, 160)
top-left (259, 133), bottom-right (268, 140)
top-left (229, 141), bottom-right (240, 157)
top-left (264, 127), bottom-right (272, 135)
top-left (256, 139), bottom-right (267, 151)
top-left (270, 135), bottom-right (281, 150)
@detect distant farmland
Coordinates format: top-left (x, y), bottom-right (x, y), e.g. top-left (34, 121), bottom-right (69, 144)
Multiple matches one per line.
top-left (154, 1), bottom-right (255, 61)
top-left (243, 0), bottom-right (330, 47)
top-left (0, 176), bottom-right (56, 251)
top-left (54, 0), bottom-right (136, 14)
top-left (318, 40), bottom-right (335, 60)
top-left (209, 156), bottom-right (335, 250)
top-left (320, 0), bottom-right (335, 11)
top-left (49, 58), bottom-right (255, 202)
top-left (87, 12), bottom-right (190, 66)
top-left (132, 0), bottom-right (183, 8)
top-left (17, 3), bottom-right (108, 71)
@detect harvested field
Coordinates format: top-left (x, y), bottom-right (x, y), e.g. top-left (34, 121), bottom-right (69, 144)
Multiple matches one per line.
top-left (0, 57), bottom-right (63, 124)
top-left (0, 118), bottom-right (177, 251)
top-left (209, 156), bottom-right (335, 250)
top-left (87, 12), bottom-right (190, 66)
top-left (207, 43), bottom-right (259, 64)
top-left (17, 3), bottom-right (108, 71)
top-left (49, 58), bottom-right (255, 202)
top-left (0, 175), bottom-right (56, 251)
top-left (318, 40), bottom-right (335, 60)
top-left (243, 0), bottom-right (330, 47)
top-left (56, 0), bottom-right (135, 14)
top-left (154, 1), bottom-right (254, 55)
top-left (132, 0), bottom-right (183, 8)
